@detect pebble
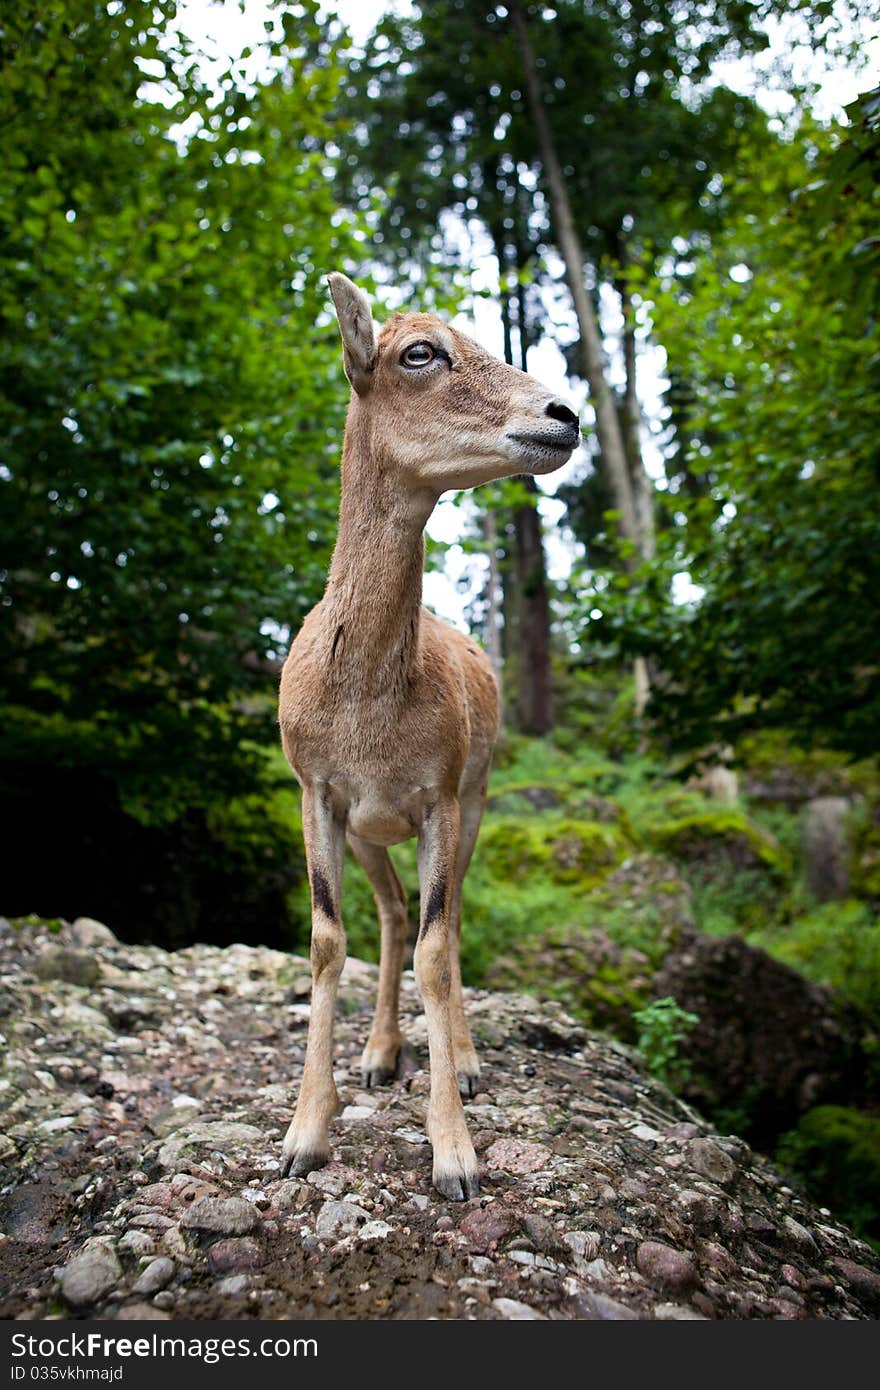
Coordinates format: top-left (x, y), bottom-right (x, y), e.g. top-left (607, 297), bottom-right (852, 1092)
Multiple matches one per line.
top-left (685, 1137), bottom-right (738, 1188)
top-left (654, 1303), bottom-right (708, 1321)
top-left (830, 1259), bottom-right (880, 1309)
top-left (492, 1298), bottom-right (548, 1320)
top-left (636, 1241), bottom-right (699, 1293)
top-left (460, 1205), bottom-right (517, 1252)
top-left (132, 1257), bottom-right (175, 1295)
top-left (114, 1303), bottom-right (170, 1321)
top-left (315, 1200), bottom-right (370, 1238)
top-left (60, 1238), bottom-right (122, 1308)
top-left (34, 947), bottom-right (100, 987)
top-left (216, 1274), bottom-right (253, 1296)
top-left (571, 1291), bottom-right (640, 1320)
top-left (563, 1231), bottom-right (600, 1263)
top-left (119, 1231), bottom-right (155, 1258)
top-left (179, 1196), bottom-right (261, 1236)
top-left (485, 1137), bottom-right (552, 1175)
top-left (357, 1220), bottom-right (393, 1241)
top-left (207, 1238), bottom-right (265, 1272)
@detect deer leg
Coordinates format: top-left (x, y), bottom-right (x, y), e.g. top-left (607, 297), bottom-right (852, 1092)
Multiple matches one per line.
top-left (348, 832), bottom-right (409, 1086)
top-left (415, 797), bottom-right (479, 1201)
top-left (281, 785), bottom-right (346, 1178)
top-left (448, 776), bottom-right (489, 1098)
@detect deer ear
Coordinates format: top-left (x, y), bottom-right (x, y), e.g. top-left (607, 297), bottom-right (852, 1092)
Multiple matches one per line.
top-left (327, 272), bottom-right (376, 396)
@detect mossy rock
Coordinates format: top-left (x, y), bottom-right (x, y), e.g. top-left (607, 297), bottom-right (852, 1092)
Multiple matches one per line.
top-left (485, 782), bottom-right (565, 815)
top-left (646, 810), bottom-right (789, 879)
top-left (542, 819), bottom-right (628, 886)
top-left (852, 803), bottom-right (880, 904)
top-left (487, 926), bottom-right (652, 1039)
top-left (776, 1105), bottom-right (880, 1247)
top-left (738, 731), bottom-right (880, 807)
top-left (475, 819), bottom-right (550, 882)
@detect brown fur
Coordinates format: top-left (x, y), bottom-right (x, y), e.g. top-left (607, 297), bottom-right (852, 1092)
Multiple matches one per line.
top-left (278, 275), bottom-right (579, 1198)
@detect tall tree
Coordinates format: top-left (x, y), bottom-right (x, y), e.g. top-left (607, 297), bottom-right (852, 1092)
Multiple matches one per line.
top-left (0, 0), bottom-right (359, 933)
top-left (593, 97), bottom-right (880, 757)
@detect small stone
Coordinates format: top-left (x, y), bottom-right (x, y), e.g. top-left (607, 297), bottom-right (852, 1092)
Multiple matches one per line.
top-left (34, 946), bottom-right (101, 987)
top-left (521, 1213), bottom-right (561, 1255)
top-left (357, 1220), bottom-right (392, 1241)
top-left (70, 917), bottom-right (117, 948)
top-left (830, 1258), bottom-right (880, 1310)
top-left (685, 1138), bottom-right (738, 1188)
top-left (132, 1257), bottom-right (175, 1295)
top-left (636, 1241), bottom-right (698, 1293)
top-left (179, 1197), bottom-right (260, 1236)
top-left (460, 1205), bottom-right (517, 1253)
top-left (341, 1106), bottom-right (373, 1121)
top-left (119, 1231), bottom-right (155, 1258)
top-left (273, 1180), bottom-right (307, 1211)
top-left (60, 1238), bottom-right (122, 1308)
top-left (654, 1303), bottom-right (708, 1320)
top-left (571, 1291), bottom-right (640, 1321)
top-left (135, 1183), bottom-right (175, 1209)
top-left (485, 1137), bottom-right (552, 1175)
top-left (782, 1216), bottom-right (817, 1253)
top-left (114, 1303), bottom-right (170, 1321)
top-left (780, 1263), bottom-right (807, 1291)
top-left (315, 1200), bottom-right (370, 1239)
top-left (492, 1297), bottom-right (548, 1320)
top-left (215, 1274), bottom-right (252, 1296)
top-left (563, 1230), bottom-right (600, 1263)
top-left (207, 1238), bottom-right (265, 1272)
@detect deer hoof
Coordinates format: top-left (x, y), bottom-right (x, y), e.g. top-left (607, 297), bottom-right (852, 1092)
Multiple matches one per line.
top-left (279, 1146), bottom-right (328, 1179)
top-left (364, 1066), bottom-right (396, 1088)
top-left (361, 1041), bottom-right (403, 1088)
top-left (457, 1070), bottom-right (480, 1099)
top-left (433, 1170), bottom-right (480, 1202)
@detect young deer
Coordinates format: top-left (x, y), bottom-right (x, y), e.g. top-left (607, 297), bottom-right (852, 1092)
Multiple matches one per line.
top-left (278, 275), bottom-right (579, 1199)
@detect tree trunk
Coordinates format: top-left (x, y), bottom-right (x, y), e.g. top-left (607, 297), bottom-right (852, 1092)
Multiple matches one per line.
top-left (510, 0), bottom-right (652, 716)
top-left (510, 0), bottom-right (641, 564)
top-left (512, 475), bottom-right (555, 735)
top-left (481, 505), bottom-right (505, 713)
top-left (616, 251), bottom-right (655, 561)
top-left (485, 224), bottom-right (557, 735)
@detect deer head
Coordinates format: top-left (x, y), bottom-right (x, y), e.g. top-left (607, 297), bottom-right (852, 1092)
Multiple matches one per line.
top-left (328, 273), bottom-right (580, 495)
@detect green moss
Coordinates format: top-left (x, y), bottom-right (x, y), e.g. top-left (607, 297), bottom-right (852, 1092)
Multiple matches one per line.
top-left (487, 924), bottom-right (654, 1038)
top-left (646, 809), bottom-right (789, 876)
top-left (543, 818), bottom-right (627, 885)
top-left (749, 900), bottom-right (880, 1019)
top-left (776, 1106), bottom-right (880, 1248)
top-left (851, 801), bottom-right (880, 904)
top-left (476, 819), bottom-right (550, 881)
top-left (737, 730), bottom-right (880, 800)
top-left (9, 914), bottom-right (64, 934)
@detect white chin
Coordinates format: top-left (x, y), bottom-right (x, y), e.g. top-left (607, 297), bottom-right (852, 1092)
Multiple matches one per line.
top-left (509, 445), bottom-right (573, 474)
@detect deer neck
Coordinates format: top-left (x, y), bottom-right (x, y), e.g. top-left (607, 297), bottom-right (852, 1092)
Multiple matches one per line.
top-left (322, 412), bottom-right (435, 697)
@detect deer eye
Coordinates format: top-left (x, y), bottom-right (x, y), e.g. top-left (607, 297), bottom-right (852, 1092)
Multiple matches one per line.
top-left (400, 341), bottom-right (435, 368)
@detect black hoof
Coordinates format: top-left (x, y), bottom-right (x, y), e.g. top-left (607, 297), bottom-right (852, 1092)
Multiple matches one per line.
top-left (363, 1047), bottom-right (401, 1089)
top-left (434, 1172), bottom-right (480, 1202)
top-left (363, 1065), bottom-right (397, 1088)
top-left (279, 1148), bottom-right (327, 1178)
top-left (457, 1071), bottom-right (480, 1099)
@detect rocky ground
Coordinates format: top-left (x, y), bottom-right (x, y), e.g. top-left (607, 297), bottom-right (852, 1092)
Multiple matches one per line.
top-left (1, 915), bottom-right (879, 1321)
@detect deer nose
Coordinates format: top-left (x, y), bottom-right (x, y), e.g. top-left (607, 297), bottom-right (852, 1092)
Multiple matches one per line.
top-left (544, 400), bottom-right (580, 432)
